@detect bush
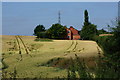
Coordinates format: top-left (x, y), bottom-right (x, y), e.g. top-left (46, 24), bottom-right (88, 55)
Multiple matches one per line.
top-left (67, 54), bottom-right (120, 79)
top-left (34, 25), bottom-right (45, 36)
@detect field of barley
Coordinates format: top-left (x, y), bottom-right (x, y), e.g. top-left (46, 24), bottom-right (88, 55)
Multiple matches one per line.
top-left (1, 35), bottom-right (103, 78)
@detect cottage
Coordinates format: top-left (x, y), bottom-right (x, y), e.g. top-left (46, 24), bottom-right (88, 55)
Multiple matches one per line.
top-left (66, 26), bottom-right (81, 40)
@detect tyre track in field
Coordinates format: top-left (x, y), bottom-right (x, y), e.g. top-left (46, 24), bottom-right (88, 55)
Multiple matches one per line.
top-left (15, 36), bottom-right (23, 61)
top-left (72, 40), bottom-right (78, 51)
top-left (15, 35), bottom-right (31, 60)
top-left (66, 40), bottom-right (74, 50)
top-left (17, 36), bottom-right (29, 54)
top-left (64, 40), bottom-right (78, 55)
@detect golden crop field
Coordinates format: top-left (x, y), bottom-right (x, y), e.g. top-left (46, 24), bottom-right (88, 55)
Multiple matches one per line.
top-left (1, 35), bottom-right (103, 78)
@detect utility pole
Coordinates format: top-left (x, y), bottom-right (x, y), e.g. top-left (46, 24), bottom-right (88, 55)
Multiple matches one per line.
top-left (58, 11), bottom-right (61, 24)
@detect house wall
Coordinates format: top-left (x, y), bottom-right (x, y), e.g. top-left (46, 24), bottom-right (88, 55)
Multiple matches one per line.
top-left (66, 28), bottom-right (71, 40)
top-left (69, 27), bottom-right (78, 35)
top-left (66, 26), bottom-right (80, 40)
top-left (73, 35), bottom-right (81, 40)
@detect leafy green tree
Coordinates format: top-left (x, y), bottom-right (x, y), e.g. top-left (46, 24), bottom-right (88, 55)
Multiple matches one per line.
top-left (81, 24), bottom-right (97, 40)
top-left (112, 20), bottom-right (120, 52)
top-left (47, 23), bottom-right (67, 39)
top-left (94, 19), bottom-right (120, 78)
top-left (105, 19), bottom-right (120, 78)
top-left (80, 10), bottom-right (97, 40)
top-left (84, 10), bottom-right (90, 25)
top-left (34, 25), bottom-right (45, 36)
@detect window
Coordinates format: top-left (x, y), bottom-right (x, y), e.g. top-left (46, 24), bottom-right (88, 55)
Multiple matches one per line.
top-left (68, 30), bottom-right (70, 33)
top-left (67, 36), bottom-right (69, 38)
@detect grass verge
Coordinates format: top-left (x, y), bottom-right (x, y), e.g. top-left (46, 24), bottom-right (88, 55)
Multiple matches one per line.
top-left (34, 38), bottom-right (53, 42)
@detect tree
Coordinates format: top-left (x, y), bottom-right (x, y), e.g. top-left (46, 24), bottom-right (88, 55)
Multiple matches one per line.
top-left (112, 19), bottom-right (120, 53)
top-left (47, 23), bottom-right (67, 39)
top-left (80, 10), bottom-right (97, 40)
top-left (34, 25), bottom-right (45, 36)
top-left (111, 19), bottom-right (120, 77)
top-left (84, 10), bottom-right (90, 25)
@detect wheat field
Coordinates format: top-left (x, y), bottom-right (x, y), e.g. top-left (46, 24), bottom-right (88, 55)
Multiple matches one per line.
top-left (1, 35), bottom-right (103, 78)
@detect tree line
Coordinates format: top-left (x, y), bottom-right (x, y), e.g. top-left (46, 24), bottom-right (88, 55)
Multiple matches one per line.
top-left (33, 24), bottom-right (67, 39)
top-left (34, 10), bottom-right (110, 40)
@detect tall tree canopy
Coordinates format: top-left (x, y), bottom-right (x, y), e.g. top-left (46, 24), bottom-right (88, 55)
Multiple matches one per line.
top-left (47, 23), bottom-right (67, 39)
top-left (34, 25), bottom-right (45, 36)
top-left (80, 10), bottom-right (97, 40)
top-left (84, 10), bottom-right (89, 25)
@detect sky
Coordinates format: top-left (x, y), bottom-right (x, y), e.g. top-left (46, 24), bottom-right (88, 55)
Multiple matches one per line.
top-left (2, 2), bottom-right (118, 36)
top-left (0, 2), bottom-right (2, 35)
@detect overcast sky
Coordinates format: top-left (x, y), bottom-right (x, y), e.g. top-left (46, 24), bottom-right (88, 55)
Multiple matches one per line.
top-left (2, 2), bottom-right (118, 35)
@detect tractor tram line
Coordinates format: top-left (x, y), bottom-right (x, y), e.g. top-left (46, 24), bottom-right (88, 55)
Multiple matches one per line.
top-left (15, 35), bottom-right (31, 61)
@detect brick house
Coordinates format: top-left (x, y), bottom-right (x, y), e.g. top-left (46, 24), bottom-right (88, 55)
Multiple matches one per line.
top-left (66, 26), bottom-right (81, 40)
